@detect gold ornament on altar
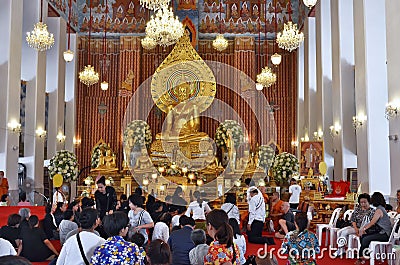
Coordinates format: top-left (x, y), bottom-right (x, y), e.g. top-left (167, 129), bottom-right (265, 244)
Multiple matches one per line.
top-left (91, 140), bottom-right (119, 173)
top-left (151, 33), bottom-right (216, 140)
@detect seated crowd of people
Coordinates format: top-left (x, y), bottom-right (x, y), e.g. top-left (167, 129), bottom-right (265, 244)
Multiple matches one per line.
top-left (0, 175), bottom-right (398, 265)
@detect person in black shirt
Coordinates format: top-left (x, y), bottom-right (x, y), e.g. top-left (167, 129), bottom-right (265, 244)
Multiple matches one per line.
top-left (171, 186), bottom-right (188, 206)
top-left (18, 215), bottom-right (59, 262)
top-left (18, 208), bottom-right (31, 230)
top-left (43, 204), bottom-right (58, 240)
top-left (275, 202), bottom-right (296, 239)
top-left (94, 176), bottom-right (117, 219)
top-left (0, 213), bottom-right (21, 248)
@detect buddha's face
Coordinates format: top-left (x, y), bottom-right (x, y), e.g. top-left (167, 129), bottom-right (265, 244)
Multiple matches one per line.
top-left (207, 149), bottom-right (214, 156)
top-left (176, 82), bottom-right (190, 102)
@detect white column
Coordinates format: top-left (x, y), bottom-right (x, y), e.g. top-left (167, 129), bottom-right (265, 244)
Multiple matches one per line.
top-left (65, 34), bottom-right (77, 152)
top-left (354, 0), bottom-right (390, 195)
top-left (297, 43), bottom-right (305, 155)
top-left (304, 17), bottom-right (317, 136)
top-left (0, 0), bottom-right (23, 205)
top-left (315, 0), bottom-right (334, 177)
top-left (330, 0), bottom-right (357, 180)
top-left (46, 18), bottom-right (67, 158)
top-left (20, 0), bottom-right (47, 204)
top-left (386, 0), bottom-right (400, 200)
top-left (65, 34), bottom-right (77, 201)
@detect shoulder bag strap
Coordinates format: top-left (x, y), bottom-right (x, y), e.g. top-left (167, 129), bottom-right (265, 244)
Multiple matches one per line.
top-left (138, 210), bottom-right (145, 226)
top-left (227, 204), bottom-right (235, 214)
top-left (77, 232), bottom-right (90, 265)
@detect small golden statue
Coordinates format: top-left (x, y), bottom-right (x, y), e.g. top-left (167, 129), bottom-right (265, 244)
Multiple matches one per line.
top-left (203, 149), bottom-right (219, 169)
top-left (308, 167), bottom-right (314, 178)
top-left (133, 148), bottom-right (153, 172)
top-left (236, 150), bottom-right (252, 170)
top-left (93, 149), bottom-right (119, 173)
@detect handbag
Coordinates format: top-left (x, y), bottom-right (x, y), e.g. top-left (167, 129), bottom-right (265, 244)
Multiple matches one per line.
top-left (360, 215), bottom-right (381, 235)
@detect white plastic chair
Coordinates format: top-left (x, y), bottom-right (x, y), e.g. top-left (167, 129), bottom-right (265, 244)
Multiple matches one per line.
top-left (369, 217), bottom-right (400, 265)
top-left (388, 211), bottom-right (398, 219)
top-left (316, 207), bottom-right (342, 247)
top-left (329, 209), bottom-right (354, 247)
top-left (349, 213), bottom-right (400, 254)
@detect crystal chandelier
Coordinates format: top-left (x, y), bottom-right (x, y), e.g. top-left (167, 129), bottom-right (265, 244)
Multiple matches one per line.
top-left (276, 21), bottom-right (304, 52)
top-left (79, 0), bottom-right (99, 86)
top-left (213, 0), bottom-right (228, 51)
top-left (213, 34), bottom-right (228, 51)
top-left (79, 65), bottom-right (99, 86)
top-left (303, 0), bottom-right (318, 9)
top-left (145, 6), bottom-right (184, 47)
top-left (141, 36), bottom-right (157, 50)
top-left (140, 0), bottom-right (170, 10)
top-left (257, 67), bottom-right (277, 88)
top-left (26, 22), bottom-right (55, 52)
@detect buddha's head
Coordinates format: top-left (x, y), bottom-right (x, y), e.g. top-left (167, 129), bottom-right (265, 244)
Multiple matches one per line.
top-left (176, 82), bottom-right (191, 102)
top-left (207, 148), bottom-right (214, 156)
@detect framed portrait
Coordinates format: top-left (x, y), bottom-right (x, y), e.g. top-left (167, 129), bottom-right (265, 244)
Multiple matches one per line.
top-left (347, 168), bottom-right (358, 192)
top-left (299, 141), bottom-right (324, 176)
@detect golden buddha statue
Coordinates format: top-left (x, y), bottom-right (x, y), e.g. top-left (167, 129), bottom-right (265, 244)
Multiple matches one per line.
top-left (133, 148), bottom-right (153, 172)
top-left (159, 82), bottom-right (201, 140)
top-left (93, 149), bottom-right (118, 173)
top-left (236, 150), bottom-right (252, 170)
top-left (203, 149), bottom-right (219, 169)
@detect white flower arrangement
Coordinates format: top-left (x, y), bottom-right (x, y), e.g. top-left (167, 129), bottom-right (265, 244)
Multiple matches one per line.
top-left (123, 120), bottom-right (152, 151)
top-left (272, 152), bottom-right (299, 185)
top-left (91, 143), bottom-right (110, 169)
top-left (48, 150), bottom-right (79, 182)
top-left (258, 145), bottom-right (275, 170)
top-left (215, 120), bottom-right (244, 148)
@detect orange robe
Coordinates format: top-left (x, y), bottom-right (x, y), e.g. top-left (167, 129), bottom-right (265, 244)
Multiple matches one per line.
top-left (270, 199), bottom-right (284, 230)
top-left (0, 178), bottom-right (9, 198)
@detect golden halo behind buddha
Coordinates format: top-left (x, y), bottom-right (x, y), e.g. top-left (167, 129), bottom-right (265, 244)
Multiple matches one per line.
top-left (151, 34), bottom-right (216, 114)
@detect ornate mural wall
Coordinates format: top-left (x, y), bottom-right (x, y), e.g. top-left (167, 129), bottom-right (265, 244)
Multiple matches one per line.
top-left (48, 0), bottom-right (308, 37)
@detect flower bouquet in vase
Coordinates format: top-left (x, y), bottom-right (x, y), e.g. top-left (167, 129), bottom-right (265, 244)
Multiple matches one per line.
top-left (271, 152), bottom-right (299, 186)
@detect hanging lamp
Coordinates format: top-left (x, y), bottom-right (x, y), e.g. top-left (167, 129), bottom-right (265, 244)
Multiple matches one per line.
top-left (256, 0), bottom-right (276, 89)
top-left (303, 0), bottom-right (318, 9)
top-left (255, 0), bottom-right (263, 91)
top-left (276, 1), bottom-right (304, 52)
top-left (26, 0), bottom-right (55, 52)
top-left (79, 0), bottom-right (99, 86)
top-left (271, 0), bottom-right (281, 66)
top-left (63, 0), bottom-right (74, 62)
top-left (212, 0), bottom-right (228, 51)
top-left (101, 0), bottom-right (109, 91)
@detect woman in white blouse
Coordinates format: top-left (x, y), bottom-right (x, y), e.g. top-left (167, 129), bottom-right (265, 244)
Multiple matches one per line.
top-left (221, 193), bottom-right (240, 224)
top-left (185, 191), bottom-right (211, 229)
top-left (152, 213), bottom-right (172, 242)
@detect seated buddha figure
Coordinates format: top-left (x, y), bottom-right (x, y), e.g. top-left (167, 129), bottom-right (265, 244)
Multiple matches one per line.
top-left (203, 149), bottom-right (219, 170)
top-left (94, 149), bottom-right (118, 173)
top-left (236, 150), bottom-right (252, 171)
top-left (134, 148), bottom-right (153, 172)
top-left (160, 82), bottom-right (201, 140)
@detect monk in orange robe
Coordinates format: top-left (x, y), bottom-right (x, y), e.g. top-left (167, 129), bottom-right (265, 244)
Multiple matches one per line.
top-left (0, 171), bottom-right (9, 199)
top-left (269, 192), bottom-right (284, 231)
